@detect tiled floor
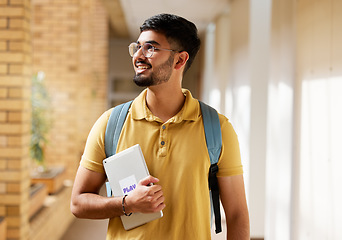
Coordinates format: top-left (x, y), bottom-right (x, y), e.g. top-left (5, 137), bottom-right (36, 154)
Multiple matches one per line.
top-left (61, 218), bottom-right (108, 240)
top-left (61, 217), bottom-right (227, 240)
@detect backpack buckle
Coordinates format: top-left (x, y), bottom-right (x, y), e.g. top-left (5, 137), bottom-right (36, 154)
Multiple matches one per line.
top-left (208, 163), bottom-right (219, 191)
top-left (209, 163), bottom-right (218, 176)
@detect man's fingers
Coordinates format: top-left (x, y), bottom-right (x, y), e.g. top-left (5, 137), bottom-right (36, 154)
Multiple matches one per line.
top-left (126, 175), bottom-right (165, 213)
top-left (139, 175), bottom-right (159, 186)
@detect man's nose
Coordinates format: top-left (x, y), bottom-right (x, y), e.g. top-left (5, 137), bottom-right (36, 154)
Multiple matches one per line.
top-left (134, 46), bottom-right (145, 59)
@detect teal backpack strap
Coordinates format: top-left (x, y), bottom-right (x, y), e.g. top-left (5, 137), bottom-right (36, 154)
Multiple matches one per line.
top-left (105, 100), bottom-right (133, 158)
top-left (104, 101), bottom-right (133, 197)
top-left (199, 100), bottom-right (222, 234)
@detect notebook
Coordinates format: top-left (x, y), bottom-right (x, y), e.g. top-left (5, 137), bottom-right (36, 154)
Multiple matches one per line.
top-left (103, 144), bottom-right (163, 230)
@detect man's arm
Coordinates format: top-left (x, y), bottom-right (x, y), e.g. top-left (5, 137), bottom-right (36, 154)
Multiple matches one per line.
top-left (70, 166), bottom-right (123, 219)
top-left (218, 175), bottom-right (250, 240)
top-left (70, 166), bottom-right (165, 219)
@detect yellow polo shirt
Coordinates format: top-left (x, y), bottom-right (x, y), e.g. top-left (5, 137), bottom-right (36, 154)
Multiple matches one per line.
top-left (80, 89), bottom-right (243, 240)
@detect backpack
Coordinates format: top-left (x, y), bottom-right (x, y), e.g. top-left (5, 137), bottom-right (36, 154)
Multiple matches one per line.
top-left (104, 100), bottom-right (223, 234)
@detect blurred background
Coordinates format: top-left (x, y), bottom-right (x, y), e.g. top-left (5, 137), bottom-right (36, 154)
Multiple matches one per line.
top-left (0, 0), bottom-right (341, 239)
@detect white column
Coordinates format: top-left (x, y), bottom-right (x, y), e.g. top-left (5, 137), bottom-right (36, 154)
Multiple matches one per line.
top-left (214, 13), bottom-right (230, 113)
top-left (248, 0), bottom-right (272, 237)
top-left (201, 24), bottom-right (216, 105)
top-left (265, 0), bottom-right (295, 239)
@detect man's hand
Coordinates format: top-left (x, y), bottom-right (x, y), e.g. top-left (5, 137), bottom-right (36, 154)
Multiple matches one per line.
top-left (124, 176), bottom-right (166, 214)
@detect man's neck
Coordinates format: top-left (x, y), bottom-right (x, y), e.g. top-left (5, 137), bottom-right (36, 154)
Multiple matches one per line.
top-left (146, 84), bottom-right (185, 123)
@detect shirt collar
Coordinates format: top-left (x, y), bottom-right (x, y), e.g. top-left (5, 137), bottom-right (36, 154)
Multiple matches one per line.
top-left (131, 88), bottom-right (200, 123)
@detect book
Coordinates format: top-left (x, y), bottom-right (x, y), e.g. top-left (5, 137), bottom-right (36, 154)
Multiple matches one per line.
top-left (103, 144), bottom-right (163, 230)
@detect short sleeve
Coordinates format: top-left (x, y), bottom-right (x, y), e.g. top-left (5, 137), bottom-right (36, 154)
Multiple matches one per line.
top-left (217, 116), bottom-right (243, 177)
top-left (80, 109), bottom-right (112, 173)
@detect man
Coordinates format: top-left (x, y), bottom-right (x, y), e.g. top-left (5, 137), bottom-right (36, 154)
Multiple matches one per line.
top-left (71, 13), bottom-right (250, 239)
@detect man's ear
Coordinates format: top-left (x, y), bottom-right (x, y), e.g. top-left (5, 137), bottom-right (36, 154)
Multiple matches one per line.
top-left (174, 51), bottom-right (189, 70)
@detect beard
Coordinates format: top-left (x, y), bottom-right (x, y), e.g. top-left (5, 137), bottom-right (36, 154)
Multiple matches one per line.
top-left (133, 54), bottom-right (174, 87)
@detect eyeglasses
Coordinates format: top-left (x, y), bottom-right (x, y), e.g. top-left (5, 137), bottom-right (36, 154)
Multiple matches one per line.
top-left (128, 42), bottom-right (178, 58)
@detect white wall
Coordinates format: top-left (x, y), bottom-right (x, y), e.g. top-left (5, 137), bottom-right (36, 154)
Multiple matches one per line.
top-left (294, 0), bottom-right (342, 239)
top-left (201, 0), bottom-right (342, 239)
top-left (265, 0), bottom-right (295, 239)
top-left (201, 0), bottom-right (296, 238)
top-left (248, 0), bottom-right (272, 237)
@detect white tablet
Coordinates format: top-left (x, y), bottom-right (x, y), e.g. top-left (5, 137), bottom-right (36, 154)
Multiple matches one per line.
top-left (103, 144), bottom-right (163, 230)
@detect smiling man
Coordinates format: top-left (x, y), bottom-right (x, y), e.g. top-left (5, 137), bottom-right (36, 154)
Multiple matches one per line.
top-left (131, 39), bottom-right (176, 87)
top-left (71, 14), bottom-right (250, 240)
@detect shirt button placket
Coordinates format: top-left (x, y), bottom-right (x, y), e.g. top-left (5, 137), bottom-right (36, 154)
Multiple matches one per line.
top-left (160, 124), bottom-right (167, 156)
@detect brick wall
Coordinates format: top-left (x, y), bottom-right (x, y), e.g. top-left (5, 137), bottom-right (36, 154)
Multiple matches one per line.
top-left (31, 0), bottom-right (108, 180)
top-left (0, 0), bottom-right (108, 239)
top-left (77, 0), bottom-right (108, 166)
top-left (0, 0), bottom-right (32, 239)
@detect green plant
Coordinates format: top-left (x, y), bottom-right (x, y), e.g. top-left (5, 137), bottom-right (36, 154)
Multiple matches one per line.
top-left (30, 72), bottom-right (51, 172)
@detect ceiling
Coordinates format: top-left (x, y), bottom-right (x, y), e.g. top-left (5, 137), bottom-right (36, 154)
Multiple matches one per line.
top-left (102, 0), bottom-right (230, 39)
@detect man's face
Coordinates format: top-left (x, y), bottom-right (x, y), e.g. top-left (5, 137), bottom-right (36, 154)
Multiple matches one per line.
top-left (132, 30), bottom-right (176, 87)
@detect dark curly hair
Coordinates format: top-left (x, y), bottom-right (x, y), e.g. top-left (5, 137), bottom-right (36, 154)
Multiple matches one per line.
top-left (140, 13), bottom-right (201, 73)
